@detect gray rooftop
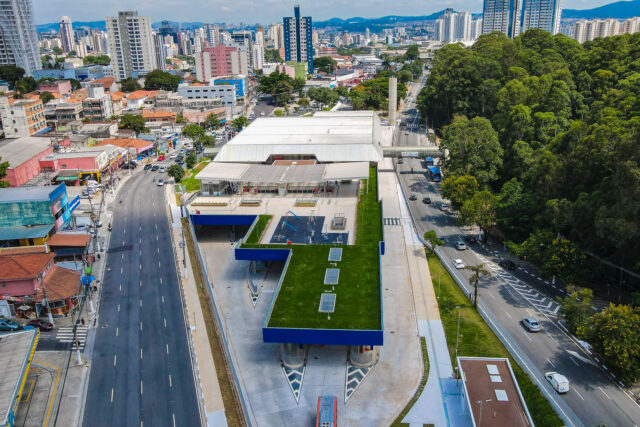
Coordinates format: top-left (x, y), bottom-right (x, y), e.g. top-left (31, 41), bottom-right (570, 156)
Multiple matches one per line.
top-left (0, 329), bottom-right (39, 425)
top-left (0, 184), bottom-right (62, 203)
top-left (0, 137), bottom-right (52, 168)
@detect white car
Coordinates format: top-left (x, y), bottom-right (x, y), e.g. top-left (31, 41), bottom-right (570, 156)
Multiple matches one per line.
top-left (159, 166), bottom-right (166, 173)
top-left (261, 111), bottom-right (266, 116)
top-left (157, 179), bottom-right (164, 186)
top-left (170, 153), bottom-right (177, 159)
top-left (545, 372), bottom-right (570, 394)
top-left (453, 259), bottom-right (465, 269)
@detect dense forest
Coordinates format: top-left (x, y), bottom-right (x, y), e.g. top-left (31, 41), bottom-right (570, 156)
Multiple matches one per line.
top-left (418, 30), bottom-right (640, 300)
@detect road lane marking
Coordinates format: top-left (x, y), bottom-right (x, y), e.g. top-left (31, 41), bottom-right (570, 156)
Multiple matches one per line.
top-left (487, 290), bottom-right (496, 299)
top-left (139, 225), bottom-right (141, 231)
top-left (523, 332), bottom-right (533, 342)
top-left (117, 304), bottom-right (120, 312)
top-left (110, 388), bottom-right (114, 403)
top-left (123, 229), bottom-right (126, 234)
top-left (140, 348), bottom-right (143, 359)
top-left (157, 248), bottom-right (160, 253)
top-left (140, 298), bottom-right (142, 307)
top-left (156, 236), bottom-right (158, 241)
top-left (139, 250), bottom-right (141, 256)
top-left (116, 328), bottom-right (118, 336)
top-left (173, 413), bottom-right (176, 427)
top-left (574, 388), bottom-right (585, 400)
top-left (140, 321), bottom-right (142, 331)
top-left (164, 318), bottom-right (167, 328)
top-left (160, 278), bottom-right (162, 284)
top-left (140, 280), bottom-right (142, 288)
top-left (598, 387), bottom-right (612, 400)
top-left (140, 381), bottom-right (143, 395)
top-left (139, 264), bottom-right (142, 270)
top-left (158, 261), bottom-right (161, 268)
top-left (122, 253), bottom-right (124, 259)
top-left (169, 374), bottom-right (172, 387)
top-left (569, 356), bottom-right (579, 367)
top-left (166, 344), bottom-right (169, 354)
top-left (119, 284), bottom-right (122, 292)
top-left (113, 355), bottom-right (117, 366)
top-left (505, 311), bottom-right (512, 319)
top-left (162, 296), bottom-right (164, 303)
top-left (120, 267), bottom-right (123, 274)
top-left (546, 357), bottom-right (555, 367)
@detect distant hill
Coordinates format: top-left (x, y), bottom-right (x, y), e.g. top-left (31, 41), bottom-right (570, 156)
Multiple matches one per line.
top-left (36, 21), bottom-right (105, 32)
top-left (562, 0), bottom-right (640, 19)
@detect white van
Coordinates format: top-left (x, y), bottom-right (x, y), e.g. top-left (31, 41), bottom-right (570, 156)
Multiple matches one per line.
top-left (545, 372), bottom-right (570, 393)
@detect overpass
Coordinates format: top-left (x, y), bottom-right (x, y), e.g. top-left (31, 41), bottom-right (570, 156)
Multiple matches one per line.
top-left (382, 146), bottom-right (444, 158)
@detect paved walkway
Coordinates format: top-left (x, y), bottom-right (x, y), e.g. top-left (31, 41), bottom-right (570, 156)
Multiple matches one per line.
top-left (167, 186), bottom-right (227, 427)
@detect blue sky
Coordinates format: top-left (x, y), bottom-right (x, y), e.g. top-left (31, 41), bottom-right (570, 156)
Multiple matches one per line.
top-left (34, 0), bottom-right (618, 24)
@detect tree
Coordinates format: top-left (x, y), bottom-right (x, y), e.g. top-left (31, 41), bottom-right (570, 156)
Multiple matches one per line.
top-left (15, 77), bottom-right (36, 94)
top-left (465, 264), bottom-right (490, 308)
top-left (39, 91), bottom-right (55, 104)
top-left (265, 49), bottom-right (283, 63)
top-left (580, 304), bottom-right (640, 383)
top-left (396, 69), bottom-right (413, 84)
top-left (232, 116), bottom-right (249, 130)
top-left (308, 87), bottom-right (340, 110)
top-left (69, 78), bottom-right (81, 91)
top-left (539, 238), bottom-right (585, 284)
top-left (423, 230), bottom-right (444, 253)
top-left (182, 124), bottom-right (205, 141)
top-left (440, 175), bottom-right (479, 211)
top-left (167, 164), bottom-right (185, 182)
top-left (0, 65), bottom-right (25, 87)
top-left (143, 70), bottom-right (181, 91)
top-left (314, 56), bottom-right (337, 73)
top-left (200, 135), bottom-right (216, 147)
top-left (0, 156), bottom-right (10, 188)
top-left (52, 46), bottom-right (63, 56)
top-left (298, 97), bottom-right (310, 108)
top-left (405, 44), bottom-right (420, 61)
top-left (459, 191), bottom-right (498, 243)
top-left (83, 55), bottom-right (111, 66)
top-left (204, 113), bottom-right (221, 130)
top-left (121, 78), bottom-right (142, 93)
top-left (558, 286), bottom-right (593, 334)
top-left (441, 115), bottom-right (503, 184)
top-left (186, 152), bottom-right (197, 169)
top-left (119, 114), bottom-right (148, 134)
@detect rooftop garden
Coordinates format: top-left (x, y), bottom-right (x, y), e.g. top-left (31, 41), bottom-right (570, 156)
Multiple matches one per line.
top-left (241, 166), bottom-right (383, 331)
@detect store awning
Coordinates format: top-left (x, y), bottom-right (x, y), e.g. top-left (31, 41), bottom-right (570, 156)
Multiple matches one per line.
top-left (55, 175), bottom-right (79, 181)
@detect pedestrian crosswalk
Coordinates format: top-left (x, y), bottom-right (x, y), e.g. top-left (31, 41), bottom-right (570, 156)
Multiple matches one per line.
top-left (56, 325), bottom-right (89, 350)
top-left (405, 123), bottom-right (420, 129)
top-left (383, 217), bottom-right (401, 226)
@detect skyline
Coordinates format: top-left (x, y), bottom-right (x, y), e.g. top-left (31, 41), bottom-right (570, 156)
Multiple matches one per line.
top-left (33, 0), bottom-right (618, 25)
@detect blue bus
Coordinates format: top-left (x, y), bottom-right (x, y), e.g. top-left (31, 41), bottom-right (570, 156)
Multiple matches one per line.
top-left (428, 166), bottom-right (442, 182)
top-left (425, 157), bottom-right (435, 167)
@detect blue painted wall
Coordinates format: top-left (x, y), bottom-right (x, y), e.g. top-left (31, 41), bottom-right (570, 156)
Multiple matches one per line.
top-left (235, 247), bottom-right (290, 261)
top-left (190, 214), bottom-right (256, 226)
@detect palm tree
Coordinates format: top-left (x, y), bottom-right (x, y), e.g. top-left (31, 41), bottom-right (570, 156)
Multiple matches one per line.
top-left (423, 230), bottom-right (444, 253)
top-left (465, 264), bottom-right (490, 309)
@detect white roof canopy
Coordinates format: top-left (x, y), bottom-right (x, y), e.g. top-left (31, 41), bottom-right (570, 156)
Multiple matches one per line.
top-left (196, 162), bottom-right (370, 184)
top-left (214, 111), bottom-right (384, 163)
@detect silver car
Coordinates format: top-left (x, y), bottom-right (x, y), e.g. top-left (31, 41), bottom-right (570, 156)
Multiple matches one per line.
top-left (522, 317), bottom-right (541, 332)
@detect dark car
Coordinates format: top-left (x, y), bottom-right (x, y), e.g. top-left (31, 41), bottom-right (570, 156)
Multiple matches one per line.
top-left (409, 194), bottom-right (417, 201)
top-left (143, 164), bottom-right (152, 170)
top-left (422, 197), bottom-right (431, 204)
top-left (151, 165), bottom-right (159, 171)
top-left (464, 235), bottom-right (479, 245)
top-left (27, 319), bottom-right (54, 331)
top-left (0, 319), bottom-right (20, 331)
top-left (499, 260), bottom-right (517, 271)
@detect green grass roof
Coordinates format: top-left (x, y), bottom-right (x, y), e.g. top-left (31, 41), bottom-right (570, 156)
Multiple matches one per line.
top-left (243, 166), bottom-right (382, 331)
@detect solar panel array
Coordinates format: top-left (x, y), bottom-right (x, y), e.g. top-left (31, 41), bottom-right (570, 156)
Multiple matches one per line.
top-left (328, 247), bottom-right (343, 262)
top-left (319, 293), bottom-right (336, 313)
top-left (324, 268), bottom-right (340, 285)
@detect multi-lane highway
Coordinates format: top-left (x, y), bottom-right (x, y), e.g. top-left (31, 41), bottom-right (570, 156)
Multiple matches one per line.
top-left (395, 79), bottom-right (640, 426)
top-left (83, 167), bottom-right (200, 426)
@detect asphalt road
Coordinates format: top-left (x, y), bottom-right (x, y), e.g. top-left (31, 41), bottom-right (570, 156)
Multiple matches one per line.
top-left (83, 167), bottom-right (200, 427)
top-left (395, 80), bottom-right (640, 427)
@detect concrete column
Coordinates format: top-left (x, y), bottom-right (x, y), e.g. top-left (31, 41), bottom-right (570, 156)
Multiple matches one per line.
top-left (388, 77), bottom-right (398, 125)
top-left (281, 343), bottom-right (307, 369)
top-left (349, 345), bottom-right (379, 368)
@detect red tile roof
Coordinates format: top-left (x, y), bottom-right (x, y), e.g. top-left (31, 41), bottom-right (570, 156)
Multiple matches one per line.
top-left (142, 109), bottom-right (177, 119)
top-left (91, 77), bottom-right (116, 89)
top-left (127, 90), bottom-right (160, 100)
top-left (0, 252), bottom-right (54, 281)
top-left (97, 138), bottom-right (153, 149)
top-left (37, 266), bottom-right (81, 302)
top-left (47, 233), bottom-right (91, 248)
top-left (0, 246), bottom-right (47, 256)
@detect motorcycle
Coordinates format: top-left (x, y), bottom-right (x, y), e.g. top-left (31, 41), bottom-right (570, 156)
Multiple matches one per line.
top-left (108, 223), bottom-right (112, 232)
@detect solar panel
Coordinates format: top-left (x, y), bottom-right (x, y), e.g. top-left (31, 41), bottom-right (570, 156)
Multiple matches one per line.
top-left (319, 293), bottom-right (336, 313)
top-left (328, 247), bottom-right (343, 262)
top-left (324, 268), bottom-right (340, 285)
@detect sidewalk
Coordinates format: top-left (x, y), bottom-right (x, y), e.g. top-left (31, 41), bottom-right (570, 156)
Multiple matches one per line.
top-left (166, 185), bottom-right (227, 427)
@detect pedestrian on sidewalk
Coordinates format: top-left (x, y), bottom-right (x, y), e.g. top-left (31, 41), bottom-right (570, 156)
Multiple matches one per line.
top-left (81, 318), bottom-right (85, 326)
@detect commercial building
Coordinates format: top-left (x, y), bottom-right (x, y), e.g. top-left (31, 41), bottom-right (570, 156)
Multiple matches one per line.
top-left (178, 83), bottom-right (236, 106)
top-left (0, 0), bottom-right (40, 75)
top-left (106, 11), bottom-right (157, 80)
top-left (195, 44), bottom-right (249, 81)
top-left (482, 0), bottom-right (521, 38)
top-left (0, 136), bottom-right (54, 187)
top-left (0, 184), bottom-right (72, 246)
top-left (96, 137), bottom-right (154, 159)
top-left (212, 76), bottom-right (247, 99)
top-left (283, 5), bottom-right (314, 74)
top-left (44, 102), bottom-right (83, 129)
top-left (520, 0), bottom-right (562, 35)
top-left (457, 357), bottom-right (534, 427)
top-left (59, 16), bottom-right (74, 52)
top-left (0, 97), bottom-right (47, 138)
top-left (39, 144), bottom-right (125, 184)
top-left (0, 248), bottom-right (81, 317)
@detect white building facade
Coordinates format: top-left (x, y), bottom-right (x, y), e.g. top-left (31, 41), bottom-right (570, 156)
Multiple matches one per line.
top-left (106, 11), bottom-right (157, 80)
top-left (0, 0), bottom-right (40, 75)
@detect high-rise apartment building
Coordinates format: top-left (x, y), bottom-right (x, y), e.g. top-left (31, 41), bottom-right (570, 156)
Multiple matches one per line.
top-left (435, 9), bottom-right (473, 42)
top-left (520, 0), bottom-right (562, 35)
top-left (195, 44), bottom-right (249, 81)
top-left (573, 17), bottom-right (640, 43)
top-left (106, 11), bottom-right (157, 80)
top-left (482, 0), bottom-right (522, 38)
top-left (0, 0), bottom-right (40, 75)
top-left (153, 34), bottom-right (167, 71)
top-left (59, 16), bottom-right (74, 53)
top-left (283, 6), bottom-right (313, 74)
top-left (268, 23), bottom-right (285, 50)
